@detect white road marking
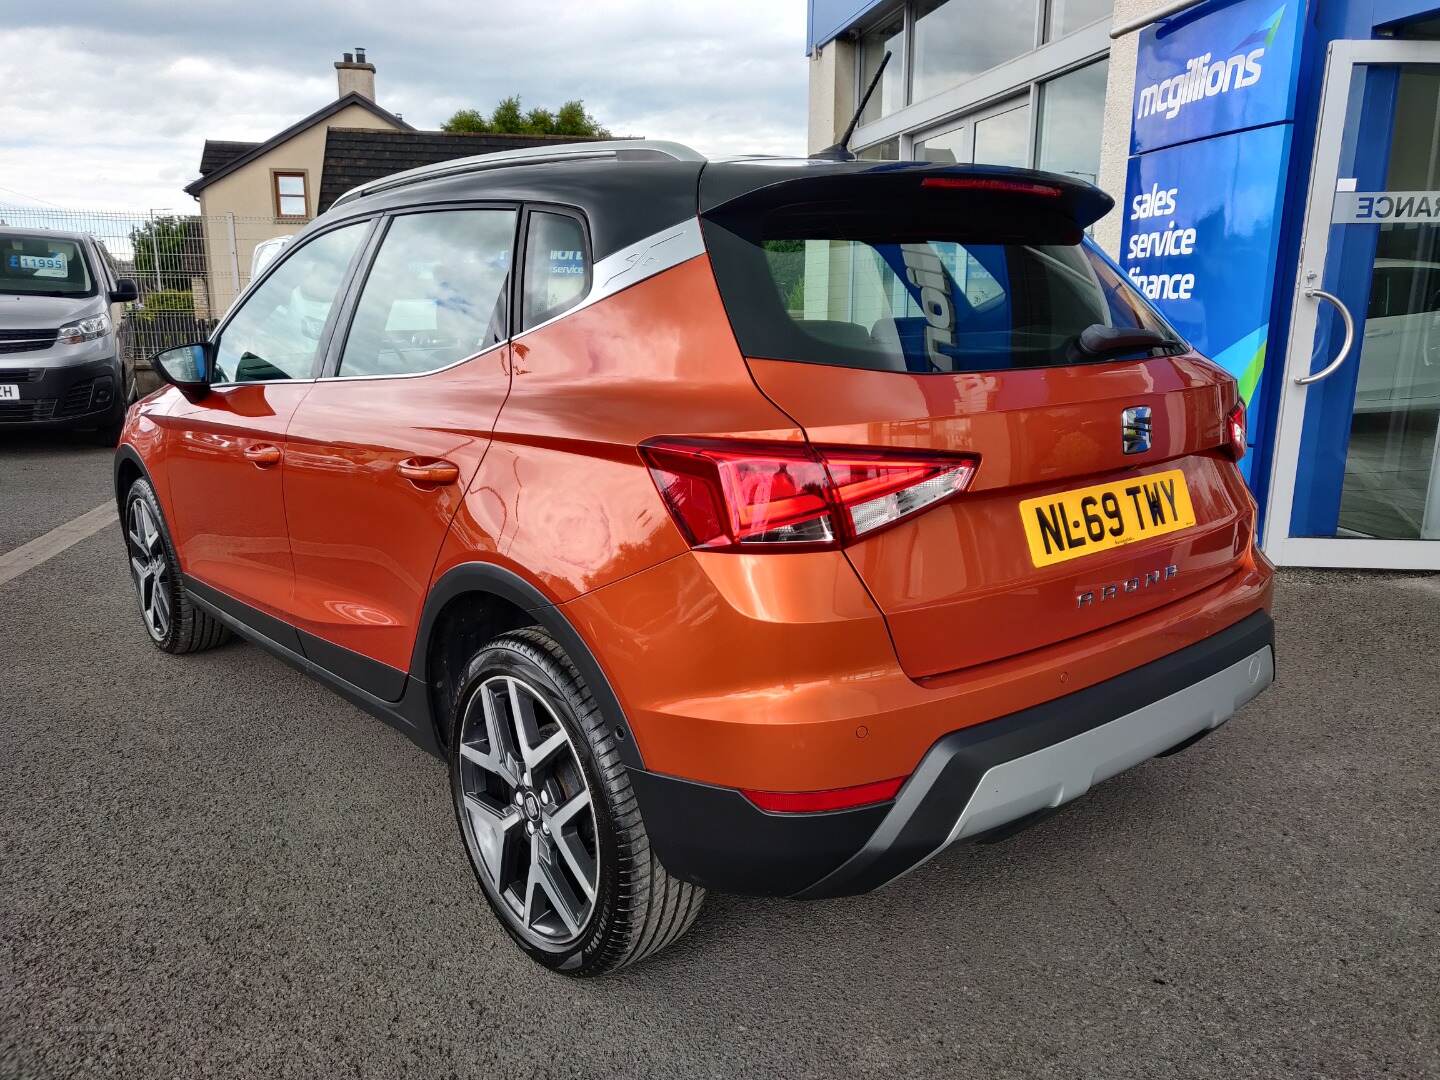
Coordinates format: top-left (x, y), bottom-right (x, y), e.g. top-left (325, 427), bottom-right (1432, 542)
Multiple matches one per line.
top-left (0, 502), bottom-right (118, 588)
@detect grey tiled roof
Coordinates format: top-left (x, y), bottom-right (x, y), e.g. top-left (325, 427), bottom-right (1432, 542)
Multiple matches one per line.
top-left (317, 129), bottom-right (623, 212)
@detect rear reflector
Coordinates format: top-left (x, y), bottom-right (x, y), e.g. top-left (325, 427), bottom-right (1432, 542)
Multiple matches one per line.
top-left (639, 437), bottom-right (979, 552)
top-left (742, 776), bottom-right (906, 814)
top-left (1226, 402), bottom-right (1247, 461)
top-left (921, 176), bottom-right (1062, 198)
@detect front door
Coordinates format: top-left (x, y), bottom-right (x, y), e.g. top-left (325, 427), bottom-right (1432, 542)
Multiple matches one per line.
top-left (283, 207), bottom-right (519, 699)
top-left (1266, 39), bottom-right (1440, 568)
top-left (162, 220), bottom-right (370, 617)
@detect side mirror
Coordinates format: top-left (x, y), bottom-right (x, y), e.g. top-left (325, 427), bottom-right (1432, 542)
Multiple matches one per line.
top-left (110, 278), bottom-right (139, 303)
top-left (152, 342), bottom-right (211, 401)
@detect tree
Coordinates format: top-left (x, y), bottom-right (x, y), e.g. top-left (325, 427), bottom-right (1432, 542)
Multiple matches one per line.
top-left (129, 215), bottom-right (199, 292)
top-left (440, 96), bottom-right (610, 137)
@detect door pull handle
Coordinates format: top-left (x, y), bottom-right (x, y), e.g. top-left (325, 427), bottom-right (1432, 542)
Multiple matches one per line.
top-left (397, 458), bottom-right (461, 486)
top-left (243, 443), bottom-right (282, 467)
top-left (1296, 288), bottom-right (1357, 386)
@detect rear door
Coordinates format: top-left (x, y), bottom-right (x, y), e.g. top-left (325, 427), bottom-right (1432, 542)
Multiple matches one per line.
top-left (281, 205), bottom-right (520, 698)
top-left (701, 165), bottom-right (1252, 679)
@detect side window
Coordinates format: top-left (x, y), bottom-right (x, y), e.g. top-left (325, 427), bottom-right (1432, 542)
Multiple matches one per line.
top-left (213, 223), bottom-right (365, 384)
top-left (521, 211), bottom-right (590, 331)
top-left (337, 209), bottom-right (516, 378)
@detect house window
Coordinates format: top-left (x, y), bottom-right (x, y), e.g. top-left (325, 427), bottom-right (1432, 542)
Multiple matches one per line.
top-left (273, 172), bottom-right (308, 219)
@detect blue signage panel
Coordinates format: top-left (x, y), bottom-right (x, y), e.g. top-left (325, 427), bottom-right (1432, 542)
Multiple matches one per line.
top-left (1130, 0), bottom-right (1306, 155)
top-left (1121, 123), bottom-right (1294, 482)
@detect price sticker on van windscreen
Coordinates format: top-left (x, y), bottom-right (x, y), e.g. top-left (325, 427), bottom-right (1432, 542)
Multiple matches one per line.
top-left (8, 252), bottom-right (69, 278)
top-left (1020, 470), bottom-right (1196, 568)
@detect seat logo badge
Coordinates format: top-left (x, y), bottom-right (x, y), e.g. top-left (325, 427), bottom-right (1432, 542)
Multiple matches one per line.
top-left (1122, 406), bottom-right (1153, 454)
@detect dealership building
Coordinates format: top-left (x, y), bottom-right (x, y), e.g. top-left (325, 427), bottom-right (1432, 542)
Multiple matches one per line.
top-left (806, 0), bottom-right (1440, 570)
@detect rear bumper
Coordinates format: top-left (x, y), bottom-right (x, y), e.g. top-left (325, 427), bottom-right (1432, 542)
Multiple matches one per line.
top-left (631, 610), bottom-right (1274, 898)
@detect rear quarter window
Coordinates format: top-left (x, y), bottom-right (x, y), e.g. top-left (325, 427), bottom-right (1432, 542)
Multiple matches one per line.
top-left (521, 211), bottom-right (590, 331)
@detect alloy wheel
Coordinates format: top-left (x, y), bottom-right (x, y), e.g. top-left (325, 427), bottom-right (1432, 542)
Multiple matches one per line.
top-left (126, 498), bottom-right (171, 641)
top-left (457, 674), bottom-right (599, 948)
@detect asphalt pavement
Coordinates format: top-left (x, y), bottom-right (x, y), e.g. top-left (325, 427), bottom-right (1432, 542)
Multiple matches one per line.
top-left (2, 432), bottom-right (1437, 1079)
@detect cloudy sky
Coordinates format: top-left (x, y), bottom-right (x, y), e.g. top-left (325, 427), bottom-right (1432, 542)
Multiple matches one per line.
top-left (1, 0), bottom-right (810, 212)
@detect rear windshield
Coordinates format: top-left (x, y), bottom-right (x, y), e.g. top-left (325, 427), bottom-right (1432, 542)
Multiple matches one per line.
top-left (702, 221), bottom-right (1183, 374)
top-left (0, 235), bottom-right (94, 297)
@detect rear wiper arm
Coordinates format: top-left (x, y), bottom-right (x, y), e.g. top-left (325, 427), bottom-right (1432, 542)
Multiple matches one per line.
top-left (1076, 324), bottom-right (1175, 357)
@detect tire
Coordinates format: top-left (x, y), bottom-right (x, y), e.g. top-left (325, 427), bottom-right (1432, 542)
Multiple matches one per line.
top-left (122, 478), bottom-right (231, 655)
top-left (449, 627), bottom-right (704, 976)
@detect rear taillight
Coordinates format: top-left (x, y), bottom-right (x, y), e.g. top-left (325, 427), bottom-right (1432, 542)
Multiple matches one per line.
top-left (639, 437), bottom-right (979, 552)
top-left (1225, 402), bottom-right (1247, 461)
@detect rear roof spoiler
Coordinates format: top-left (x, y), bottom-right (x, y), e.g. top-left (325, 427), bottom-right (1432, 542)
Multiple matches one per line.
top-left (699, 161), bottom-right (1114, 234)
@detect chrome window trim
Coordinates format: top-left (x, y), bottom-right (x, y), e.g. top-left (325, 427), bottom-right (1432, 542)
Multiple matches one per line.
top-left (324, 341), bottom-right (509, 383)
top-left (208, 377), bottom-right (319, 389)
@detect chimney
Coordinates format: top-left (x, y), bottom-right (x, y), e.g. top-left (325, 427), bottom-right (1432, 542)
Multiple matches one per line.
top-left (335, 47), bottom-right (376, 101)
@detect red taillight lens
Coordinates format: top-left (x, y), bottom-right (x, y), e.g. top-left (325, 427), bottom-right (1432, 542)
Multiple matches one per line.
top-left (639, 438), bottom-right (979, 551)
top-left (742, 776), bottom-right (906, 814)
top-left (1226, 402), bottom-right (1247, 461)
top-left (921, 176), bottom-right (1062, 198)
top-left (638, 439), bottom-right (838, 549)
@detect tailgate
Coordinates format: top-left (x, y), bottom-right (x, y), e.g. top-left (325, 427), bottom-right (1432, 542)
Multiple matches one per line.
top-left (747, 355), bottom-right (1251, 678)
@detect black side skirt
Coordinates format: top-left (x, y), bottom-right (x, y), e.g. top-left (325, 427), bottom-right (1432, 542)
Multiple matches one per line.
top-left (185, 580), bottom-right (436, 756)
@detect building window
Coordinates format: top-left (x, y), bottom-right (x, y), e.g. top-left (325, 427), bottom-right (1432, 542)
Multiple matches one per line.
top-left (1045, 0), bottom-right (1113, 42)
top-left (913, 97), bottom-right (1029, 167)
top-left (857, 138), bottom-right (900, 161)
top-left (973, 100), bottom-right (1031, 167)
top-left (911, 0), bottom-right (1037, 104)
top-left (850, 0), bottom-right (1110, 178)
top-left (272, 171), bottom-right (308, 219)
top-left (1037, 58), bottom-right (1109, 183)
top-left (858, 12), bottom-right (906, 125)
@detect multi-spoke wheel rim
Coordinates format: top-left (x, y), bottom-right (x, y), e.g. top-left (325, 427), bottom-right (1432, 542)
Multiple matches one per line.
top-left (126, 499), bottom-right (171, 641)
top-left (457, 674), bottom-right (599, 948)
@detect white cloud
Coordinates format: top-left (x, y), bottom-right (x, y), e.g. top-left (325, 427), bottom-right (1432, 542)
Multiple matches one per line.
top-left (0, 1), bottom-right (809, 212)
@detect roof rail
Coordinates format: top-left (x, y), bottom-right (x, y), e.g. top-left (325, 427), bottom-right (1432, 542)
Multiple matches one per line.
top-left (331, 139), bottom-right (706, 208)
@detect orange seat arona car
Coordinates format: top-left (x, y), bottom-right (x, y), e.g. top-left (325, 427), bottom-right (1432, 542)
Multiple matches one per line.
top-left (116, 140), bottom-right (1274, 976)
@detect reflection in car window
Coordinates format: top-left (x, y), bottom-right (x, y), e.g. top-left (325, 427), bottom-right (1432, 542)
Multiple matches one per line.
top-left (337, 210), bottom-right (517, 377)
top-left (521, 212), bottom-right (590, 331)
top-left (213, 223), bottom-right (364, 383)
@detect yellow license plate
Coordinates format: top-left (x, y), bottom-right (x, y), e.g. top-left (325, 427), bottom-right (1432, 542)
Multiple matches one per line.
top-left (1020, 469), bottom-right (1196, 568)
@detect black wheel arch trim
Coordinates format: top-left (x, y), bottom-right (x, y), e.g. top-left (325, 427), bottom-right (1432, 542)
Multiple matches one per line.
top-left (412, 562), bottom-right (647, 771)
top-left (113, 443), bottom-right (151, 509)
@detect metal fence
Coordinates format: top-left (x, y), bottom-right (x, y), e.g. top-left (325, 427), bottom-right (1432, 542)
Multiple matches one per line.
top-left (0, 206), bottom-right (289, 365)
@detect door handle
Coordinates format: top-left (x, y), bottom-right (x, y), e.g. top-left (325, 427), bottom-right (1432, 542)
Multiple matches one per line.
top-left (243, 443), bottom-right (282, 467)
top-left (1296, 288), bottom-right (1356, 385)
top-left (397, 458), bottom-right (461, 486)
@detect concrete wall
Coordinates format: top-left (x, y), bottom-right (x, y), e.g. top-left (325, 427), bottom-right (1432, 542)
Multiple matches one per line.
top-left (196, 102), bottom-right (401, 313)
top-left (1092, 0), bottom-right (1150, 258)
top-left (807, 37), bottom-right (857, 154)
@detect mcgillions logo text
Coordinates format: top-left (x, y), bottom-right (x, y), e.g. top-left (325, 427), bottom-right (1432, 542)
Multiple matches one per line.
top-left (1136, 47), bottom-right (1264, 121)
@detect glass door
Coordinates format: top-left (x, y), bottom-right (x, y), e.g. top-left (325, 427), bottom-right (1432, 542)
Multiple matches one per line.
top-left (1265, 39), bottom-right (1440, 568)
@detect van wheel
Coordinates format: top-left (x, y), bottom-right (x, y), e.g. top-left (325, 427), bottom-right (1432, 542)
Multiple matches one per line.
top-left (123, 479), bottom-right (230, 654)
top-left (449, 627), bottom-right (704, 976)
